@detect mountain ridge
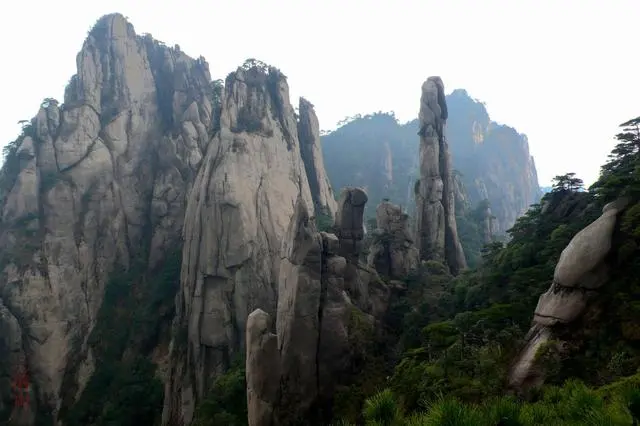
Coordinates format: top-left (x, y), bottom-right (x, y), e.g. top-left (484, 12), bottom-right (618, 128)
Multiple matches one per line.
top-left (5, 12), bottom-right (636, 426)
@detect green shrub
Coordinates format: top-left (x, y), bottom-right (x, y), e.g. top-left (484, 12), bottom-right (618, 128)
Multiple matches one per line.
top-left (192, 358), bottom-right (247, 426)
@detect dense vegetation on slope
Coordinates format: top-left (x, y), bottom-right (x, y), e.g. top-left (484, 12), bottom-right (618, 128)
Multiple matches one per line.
top-left (192, 357), bottom-right (247, 426)
top-left (63, 250), bottom-right (182, 426)
top-left (339, 378), bottom-right (640, 425)
top-left (333, 116), bottom-right (640, 425)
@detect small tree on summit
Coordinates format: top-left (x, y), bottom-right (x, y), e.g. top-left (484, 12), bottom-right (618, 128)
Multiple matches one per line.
top-left (41, 98), bottom-right (58, 108)
top-left (551, 172), bottom-right (584, 192)
top-left (241, 58), bottom-right (269, 72)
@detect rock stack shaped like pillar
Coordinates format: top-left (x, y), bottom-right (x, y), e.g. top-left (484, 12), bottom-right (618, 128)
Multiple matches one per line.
top-left (414, 76), bottom-right (467, 274)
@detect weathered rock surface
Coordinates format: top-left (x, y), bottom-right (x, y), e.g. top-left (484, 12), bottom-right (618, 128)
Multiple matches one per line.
top-left (247, 194), bottom-right (388, 425)
top-left (509, 197), bottom-right (630, 390)
top-left (0, 13), bottom-right (213, 422)
top-left (414, 77), bottom-right (467, 274)
top-left (335, 187), bottom-right (368, 259)
top-left (367, 201), bottom-right (418, 279)
top-left (163, 61), bottom-right (338, 424)
top-left (298, 98), bottom-right (337, 218)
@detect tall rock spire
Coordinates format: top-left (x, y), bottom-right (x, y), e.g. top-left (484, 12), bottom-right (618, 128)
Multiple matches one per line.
top-left (297, 98), bottom-right (337, 219)
top-left (414, 77), bottom-right (467, 274)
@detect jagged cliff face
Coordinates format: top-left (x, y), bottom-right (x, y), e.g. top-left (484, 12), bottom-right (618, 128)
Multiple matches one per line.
top-left (414, 77), bottom-right (467, 274)
top-left (0, 14), bottom-right (214, 423)
top-left (321, 91), bottom-right (541, 235)
top-left (446, 89), bottom-right (542, 234)
top-left (162, 63), bottom-right (335, 425)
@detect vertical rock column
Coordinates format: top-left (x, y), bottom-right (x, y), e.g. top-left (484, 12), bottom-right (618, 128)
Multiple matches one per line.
top-left (275, 196), bottom-right (325, 425)
top-left (246, 310), bottom-right (279, 426)
top-left (245, 197), bottom-right (328, 425)
top-left (481, 204), bottom-right (495, 244)
top-left (414, 76), bottom-right (467, 274)
top-left (334, 187), bottom-right (368, 260)
top-left (297, 98), bottom-right (338, 218)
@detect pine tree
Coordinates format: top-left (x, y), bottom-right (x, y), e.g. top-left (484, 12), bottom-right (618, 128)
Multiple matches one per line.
top-left (591, 116), bottom-right (640, 201)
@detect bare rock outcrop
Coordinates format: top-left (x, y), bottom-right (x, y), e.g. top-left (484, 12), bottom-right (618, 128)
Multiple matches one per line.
top-left (163, 62), bottom-right (321, 425)
top-left (246, 195), bottom-right (388, 426)
top-left (298, 98), bottom-right (337, 218)
top-left (367, 201), bottom-right (418, 279)
top-left (0, 13), bottom-right (213, 422)
top-left (414, 77), bottom-right (467, 274)
top-left (509, 197), bottom-right (630, 390)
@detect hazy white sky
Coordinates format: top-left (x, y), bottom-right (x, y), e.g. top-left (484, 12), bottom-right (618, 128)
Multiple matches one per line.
top-left (1, 0), bottom-right (638, 186)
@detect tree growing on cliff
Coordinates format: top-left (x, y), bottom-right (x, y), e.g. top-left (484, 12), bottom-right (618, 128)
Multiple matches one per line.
top-left (551, 173), bottom-right (584, 192)
top-left (241, 58), bottom-right (270, 72)
top-left (41, 98), bottom-right (59, 108)
top-left (591, 116), bottom-right (640, 201)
